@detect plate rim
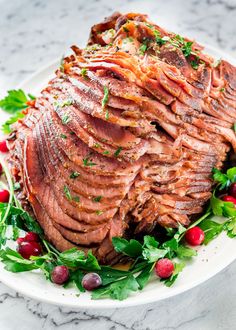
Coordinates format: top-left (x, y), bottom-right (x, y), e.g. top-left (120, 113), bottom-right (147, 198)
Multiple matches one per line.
top-left (0, 44), bottom-right (236, 309)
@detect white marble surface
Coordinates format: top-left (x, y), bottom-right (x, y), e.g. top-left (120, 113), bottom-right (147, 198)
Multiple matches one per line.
top-left (1, 0), bottom-right (236, 329)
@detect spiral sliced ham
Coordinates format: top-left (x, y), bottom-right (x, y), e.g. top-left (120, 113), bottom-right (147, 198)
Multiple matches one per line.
top-left (7, 12), bottom-right (236, 263)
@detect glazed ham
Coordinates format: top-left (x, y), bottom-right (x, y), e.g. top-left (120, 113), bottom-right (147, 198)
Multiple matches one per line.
top-left (7, 12), bottom-right (236, 263)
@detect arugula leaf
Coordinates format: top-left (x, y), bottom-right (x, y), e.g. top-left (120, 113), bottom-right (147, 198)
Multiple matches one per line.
top-left (112, 237), bottom-right (143, 258)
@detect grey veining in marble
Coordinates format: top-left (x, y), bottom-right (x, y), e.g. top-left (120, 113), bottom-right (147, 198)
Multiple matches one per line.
top-left (1, 0), bottom-right (236, 329)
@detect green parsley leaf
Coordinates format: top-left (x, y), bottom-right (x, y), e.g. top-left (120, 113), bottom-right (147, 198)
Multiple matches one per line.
top-left (92, 274), bottom-right (139, 300)
top-left (112, 237), bottom-right (143, 258)
top-left (176, 245), bottom-right (197, 259)
top-left (233, 123), bottom-right (236, 133)
top-left (69, 171), bottom-right (80, 179)
top-left (0, 89), bottom-right (31, 113)
top-left (83, 157), bottom-right (96, 167)
top-left (62, 114), bottom-right (70, 125)
top-left (95, 210), bottom-right (103, 215)
top-left (2, 111), bottom-right (25, 134)
top-left (114, 147), bottom-right (122, 158)
top-left (139, 43), bottom-right (148, 55)
top-left (199, 219), bottom-right (224, 244)
top-left (164, 262), bottom-right (185, 287)
top-left (81, 68), bottom-right (88, 78)
top-left (93, 196), bottom-right (102, 202)
top-left (212, 168), bottom-right (229, 190)
top-left (63, 185), bottom-right (72, 200)
top-left (102, 86), bottom-right (109, 108)
top-left (60, 134), bottom-right (67, 139)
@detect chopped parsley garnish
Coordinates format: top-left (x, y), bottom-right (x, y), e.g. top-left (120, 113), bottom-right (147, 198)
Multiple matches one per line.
top-left (123, 26), bottom-right (129, 33)
top-left (103, 150), bottom-right (110, 155)
top-left (190, 58), bottom-right (199, 70)
top-left (105, 110), bottom-right (109, 120)
top-left (220, 87), bottom-right (225, 92)
top-left (93, 196), bottom-right (102, 202)
top-left (139, 43), bottom-right (148, 55)
top-left (93, 143), bottom-right (101, 148)
top-left (83, 157), bottom-right (96, 167)
top-left (102, 86), bottom-right (109, 108)
top-left (72, 196), bottom-right (80, 203)
top-left (63, 185), bottom-right (72, 200)
top-left (81, 68), bottom-right (88, 78)
top-left (114, 147), bottom-right (122, 157)
top-left (234, 123), bottom-right (236, 133)
top-left (54, 99), bottom-right (72, 109)
top-left (62, 114), bottom-right (70, 125)
top-left (70, 172), bottom-right (80, 179)
top-left (60, 134), bottom-right (67, 139)
top-left (96, 210), bottom-right (103, 215)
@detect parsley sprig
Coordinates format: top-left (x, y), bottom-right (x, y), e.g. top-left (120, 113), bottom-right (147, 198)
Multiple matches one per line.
top-left (0, 89), bottom-right (35, 133)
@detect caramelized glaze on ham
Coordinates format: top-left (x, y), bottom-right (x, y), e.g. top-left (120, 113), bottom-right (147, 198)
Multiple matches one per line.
top-left (7, 12), bottom-right (236, 263)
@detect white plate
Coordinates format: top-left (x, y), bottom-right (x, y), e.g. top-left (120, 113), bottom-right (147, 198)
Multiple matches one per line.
top-left (0, 45), bottom-right (236, 309)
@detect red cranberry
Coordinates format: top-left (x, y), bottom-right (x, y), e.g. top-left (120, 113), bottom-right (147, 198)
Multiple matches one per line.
top-left (155, 258), bottom-right (174, 279)
top-left (17, 241), bottom-right (42, 259)
top-left (222, 195), bottom-right (236, 205)
top-left (24, 232), bottom-right (40, 242)
top-left (16, 237), bottom-right (25, 245)
top-left (82, 272), bottom-right (102, 291)
top-left (51, 265), bottom-right (70, 285)
top-left (0, 189), bottom-right (10, 203)
top-left (0, 163), bottom-right (2, 175)
top-left (0, 140), bottom-right (9, 153)
top-left (185, 226), bottom-right (205, 246)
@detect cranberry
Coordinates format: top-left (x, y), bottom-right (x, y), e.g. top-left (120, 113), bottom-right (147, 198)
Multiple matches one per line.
top-left (155, 258), bottom-right (174, 279)
top-left (0, 189), bottom-right (10, 203)
top-left (0, 163), bottom-right (2, 175)
top-left (222, 195), bottom-right (236, 205)
top-left (51, 265), bottom-right (70, 285)
top-left (24, 232), bottom-right (40, 242)
top-left (185, 226), bottom-right (205, 246)
top-left (0, 140), bottom-right (9, 153)
top-left (17, 241), bottom-right (42, 259)
top-left (16, 237), bottom-right (25, 245)
top-left (82, 272), bottom-right (102, 291)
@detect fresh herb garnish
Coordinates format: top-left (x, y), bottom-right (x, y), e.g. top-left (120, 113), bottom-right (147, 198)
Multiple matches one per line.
top-left (102, 86), bottom-right (109, 109)
top-left (103, 150), bottom-right (110, 155)
top-left (0, 90), bottom-right (35, 134)
top-left (95, 210), bottom-right (103, 216)
top-left (63, 185), bottom-right (72, 200)
top-left (60, 133), bottom-right (67, 139)
top-left (70, 171), bottom-right (80, 179)
top-left (61, 114), bottom-right (70, 125)
top-left (139, 43), bottom-right (148, 55)
top-left (93, 196), bottom-right (102, 202)
top-left (83, 156), bottom-right (96, 167)
top-left (81, 68), bottom-right (88, 78)
top-left (114, 147), bottom-right (122, 158)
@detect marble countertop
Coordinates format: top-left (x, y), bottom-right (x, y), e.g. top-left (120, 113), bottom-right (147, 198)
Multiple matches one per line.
top-left (1, 0), bottom-right (236, 329)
